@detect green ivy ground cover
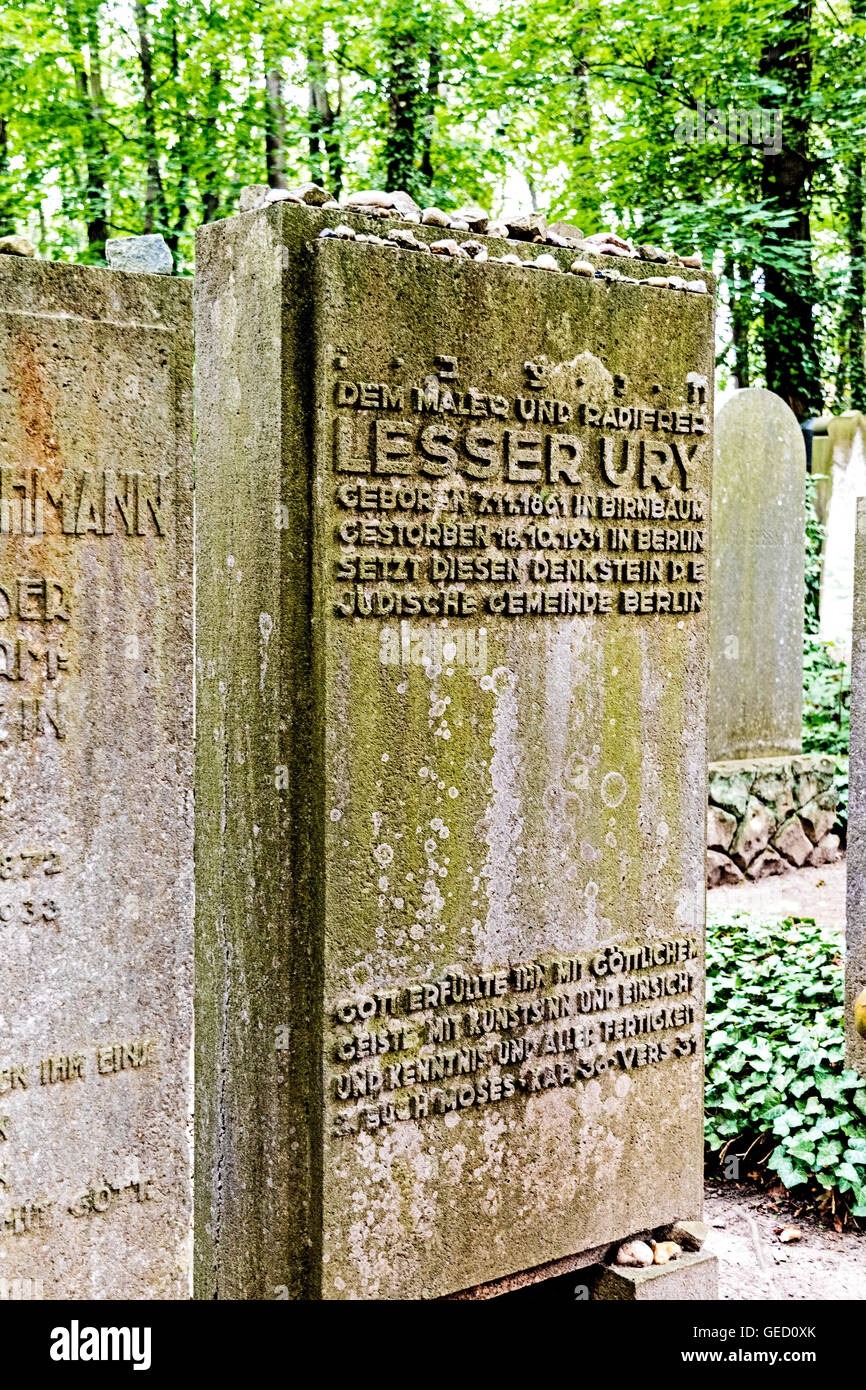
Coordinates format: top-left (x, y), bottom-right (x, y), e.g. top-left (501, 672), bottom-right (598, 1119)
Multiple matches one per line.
top-left (706, 915), bottom-right (866, 1222)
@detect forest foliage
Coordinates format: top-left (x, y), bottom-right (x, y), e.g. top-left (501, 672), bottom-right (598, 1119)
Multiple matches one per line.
top-left (2, 0), bottom-right (866, 415)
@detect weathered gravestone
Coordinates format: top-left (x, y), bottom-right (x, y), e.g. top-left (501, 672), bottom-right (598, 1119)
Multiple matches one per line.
top-left (0, 256), bottom-right (193, 1297)
top-left (195, 203), bottom-right (717, 1300)
top-left (705, 390), bottom-right (840, 886)
top-left (709, 388), bottom-right (805, 763)
top-left (847, 496), bottom-right (866, 1074)
top-left (813, 412), bottom-right (866, 662)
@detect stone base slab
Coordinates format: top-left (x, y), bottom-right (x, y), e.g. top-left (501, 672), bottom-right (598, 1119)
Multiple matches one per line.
top-left (592, 1251), bottom-right (719, 1300)
top-left (707, 754), bottom-right (840, 887)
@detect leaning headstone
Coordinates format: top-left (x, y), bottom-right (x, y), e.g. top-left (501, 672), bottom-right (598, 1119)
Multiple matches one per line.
top-left (0, 256), bottom-right (193, 1296)
top-left (847, 496), bottom-right (866, 1074)
top-left (195, 202), bottom-right (717, 1300)
top-left (709, 388), bottom-right (806, 762)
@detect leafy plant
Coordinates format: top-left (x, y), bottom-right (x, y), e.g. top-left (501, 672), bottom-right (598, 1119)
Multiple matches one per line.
top-left (804, 473), bottom-right (825, 637)
top-left (705, 915), bottom-right (866, 1223)
top-left (802, 476), bottom-right (850, 837)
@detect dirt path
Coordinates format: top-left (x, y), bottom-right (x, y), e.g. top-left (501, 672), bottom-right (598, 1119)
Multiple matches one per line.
top-left (707, 855), bottom-right (847, 933)
top-left (705, 1182), bottom-right (864, 1300)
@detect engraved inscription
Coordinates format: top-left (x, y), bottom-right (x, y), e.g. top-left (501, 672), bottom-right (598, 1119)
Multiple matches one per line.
top-left (328, 365), bottom-right (709, 619)
top-left (328, 937), bottom-right (701, 1137)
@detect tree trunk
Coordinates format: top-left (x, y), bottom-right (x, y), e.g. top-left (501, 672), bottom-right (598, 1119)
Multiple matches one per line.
top-left (759, 3), bottom-right (823, 420)
top-left (726, 254), bottom-right (753, 389)
top-left (568, 40), bottom-right (598, 226)
top-left (167, 16), bottom-right (191, 262)
top-left (265, 66), bottom-right (287, 189)
top-left (0, 118), bottom-right (13, 238)
top-left (384, 27), bottom-right (419, 193)
top-left (307, 27), bottom-right (342, 197)
top-left (134, 1), bottom-right (170, 243)
top-left (419, 43), bottom-right (441, 188)
top-left (200, 65), bottom-right (223, 223)
top-left (841, 155), bottom-right (866, 409)
top-left (63, 0), bottom-right (110, 259)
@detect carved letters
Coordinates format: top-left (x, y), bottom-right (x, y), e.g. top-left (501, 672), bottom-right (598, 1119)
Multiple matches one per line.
top-left (328, 365), bottom-right (709, 620)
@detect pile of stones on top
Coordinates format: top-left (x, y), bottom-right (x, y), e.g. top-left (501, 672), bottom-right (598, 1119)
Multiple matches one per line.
top-left (241, 182), bottom-right (707, 293)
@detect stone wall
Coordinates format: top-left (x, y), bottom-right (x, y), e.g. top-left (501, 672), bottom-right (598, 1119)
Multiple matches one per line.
top-left (707, 754), bottom-right (840, 885)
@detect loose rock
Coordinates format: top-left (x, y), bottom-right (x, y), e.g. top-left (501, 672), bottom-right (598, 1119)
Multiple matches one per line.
top-left (496, 253), bottom-right (523, 266)
top-left (288, 182), bottom-right (332, 206)
top-left (429, 238), bottom-right (466, 258)
top-left (634, 243), bottom-right (668, 263)
top-left (652, 1241), bottom-right (681, 1265)
top-left (506, 211), bottom-right (547, 241)
top-left (569, 260), bottom-right (595, 277)
top-left (332, 224), bottom-right (357, 240)
top-left (387, 228), bottom-right (423, 249)
top-left (454, 205), bottom-right (489, 233)
top-left (583, 231), bottom-right (632, 252)
top-left (680, 252), bottom-right (703, 269)
top-left (486, 220), bottom-right (510, 238)
top-left (531, 253), bottom-right (559, 271)
top-left (344, 189), bottom-right (421, 222)
top-left (685, 279), bottom-right (708, 294)
top-left (548, 220), bottom-right (584, 242)
top-left (706, 849), bottom-right (744, 887)
top-left (615, 1240), bottom-right (654, 1268)
top-left (593, 243), bottom-right (630, 258)
top-left (105, 233), bottom-right (173, 275)
top-left (321, 200), bottom-right (340, 210)
top-left (265, 188), bottom-right (303, 205)
top-left (0, 234), bottom-right (36, 257)
top-left (448, 218), bottom-right (470, 232)
top-left (421, 207), bottom-right (451, 227)
top-left (239, 184), bottom-right (270, 212)
top-left (461, 240), bottom-right (488, 262)
top-left (643, 276), bottom-right (670, 288)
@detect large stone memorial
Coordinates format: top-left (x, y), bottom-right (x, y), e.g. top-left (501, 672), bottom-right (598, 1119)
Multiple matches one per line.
top-left (0, 257), bottom-right (193, 1298)
top-left (195, 204), bottom-right (716, 1300)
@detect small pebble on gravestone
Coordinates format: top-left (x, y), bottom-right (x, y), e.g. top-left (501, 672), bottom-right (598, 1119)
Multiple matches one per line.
top-left (615, 1239), bottom-right (654, 1267)
top-left (105, 233), bottom-right (173, 275)
top-left (0, 234), bottom-right (36, 257)
top-left (651, 1240), bottom-right (681, 1264)
top-left (239, 184), bottom-right (270, 212)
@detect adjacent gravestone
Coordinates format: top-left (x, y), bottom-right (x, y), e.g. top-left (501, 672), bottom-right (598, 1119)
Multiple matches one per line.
top-left (816, 413), bottom-right (866, 662)
top-left (195, 203), bottom-right (716, 1300)
top-left (0, 257), bottom-right (193, 1297)
top-left (847, 496), bottom-right (866, 1075)
top-left (708, 388), bottom-right (806, 763)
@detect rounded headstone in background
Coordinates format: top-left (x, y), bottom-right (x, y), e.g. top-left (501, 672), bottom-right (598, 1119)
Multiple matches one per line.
top-left (709, 386), bottom-right (806, 762)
